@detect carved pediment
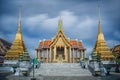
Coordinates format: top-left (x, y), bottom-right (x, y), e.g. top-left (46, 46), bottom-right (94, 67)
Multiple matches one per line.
top-left (55, 37), bottom-right (66, 47)
top-left (50, 18), bottom-right (71, 47)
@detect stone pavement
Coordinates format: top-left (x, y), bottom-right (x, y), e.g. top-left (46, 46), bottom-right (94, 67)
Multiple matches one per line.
top-left (1, 71), bottom-right (120, 80)
top-left (3, 72), bottom-right (120, 80)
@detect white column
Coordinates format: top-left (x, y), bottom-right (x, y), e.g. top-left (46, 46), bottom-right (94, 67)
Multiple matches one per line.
top-left (73, 49), bottom-right (74, 63)
top-left (82, 50), bottom-right (84, 59)
top-left (80, 51), bottom-right (81, 59)
top-left (39, 50), bottom-right (41, 59)
top-left (36, 50), bottom-right (38, 60)
top-left (42, 49), bottom-right (44, 62)
top-left (83, 50), bottom-right (86, 58)
top-left (54, 47), bottom-right (56, 61)
top-left (65, 46), bottom-right (67, 62)
top-left (38, 50), bottom-right (40, 61)
top-left (47, 49), bottom-right (48, 62)
top-left (79, 51), bottom-right (81, 59)
top-left (50, 48), bottom-right (52, 62)
top-left (76, 49), bottom-right (78, 59)
top-left (76, 49), bottom-right (77, 62)
top-left (69, 47), bottom-right (71, 63)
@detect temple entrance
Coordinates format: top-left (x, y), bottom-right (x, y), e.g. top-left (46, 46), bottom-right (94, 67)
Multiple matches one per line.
top-left (56, 47), bottom-right (64, 62)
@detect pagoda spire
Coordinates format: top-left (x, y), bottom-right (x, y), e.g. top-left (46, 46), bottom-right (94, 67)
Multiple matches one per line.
top-left (15, 8), bottom-right (23, 40)
top-left (97, 0), bottom-right (104, 41)
top-left (5, 8), bottom-right (27, 60)
top-left (58, 16), bottom-right (63, 32)
top-left (92, 0), bottom-right (114, 61)
top-left (98, 1), bottom-right (102, 34)
top-left (18, 8), bottom-right (21, 33)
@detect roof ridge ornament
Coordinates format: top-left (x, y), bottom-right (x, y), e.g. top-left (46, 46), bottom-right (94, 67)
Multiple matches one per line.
top-left (58, 16), bottom-right (63, 32)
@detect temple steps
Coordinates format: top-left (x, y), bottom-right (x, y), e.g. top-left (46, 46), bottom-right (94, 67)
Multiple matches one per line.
top-left (31, 63), bottom-right (91, 77)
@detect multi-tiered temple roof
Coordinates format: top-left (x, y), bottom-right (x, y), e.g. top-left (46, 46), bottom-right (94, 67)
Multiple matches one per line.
top-left (38, 40), bottom-right (84, 50)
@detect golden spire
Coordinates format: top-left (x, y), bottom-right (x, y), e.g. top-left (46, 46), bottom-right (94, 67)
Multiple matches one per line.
top-left (92, 0), bottom-right (114, 61)
top-left (15, 8), bottom-right (23, 40)
top-left (98, 1), bottom-right (102, 34)
top-left (58, 16), bottom-right (63, 32)
top-left (97, 0), bottom-right (104, 40)
top-left (18, 8), bottom-right (21, 33)
top-left (5, 8), bottom-right (27, 60)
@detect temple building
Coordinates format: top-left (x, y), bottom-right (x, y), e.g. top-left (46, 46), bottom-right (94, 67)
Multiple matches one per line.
top-left (0, 38), bottom-right (11, 63)
top-left (36, 18), bottom-right (86, 63)
top-left (92, 6), bottom-right (114, 61)
top-left (5, 10), bottom-right (29, 60)
top-left (111, 44), bottom-right (120, 59)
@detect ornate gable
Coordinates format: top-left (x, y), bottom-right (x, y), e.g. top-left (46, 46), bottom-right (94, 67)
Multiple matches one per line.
top-left (50, 18), bottom-right (71, 47)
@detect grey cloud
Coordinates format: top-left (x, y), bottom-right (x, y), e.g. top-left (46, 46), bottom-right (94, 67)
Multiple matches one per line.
top-left (0, 0), bottom-right (120, 57)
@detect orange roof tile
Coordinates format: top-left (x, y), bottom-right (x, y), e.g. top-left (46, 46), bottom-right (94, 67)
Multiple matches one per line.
top-left (39, 42), bottom-right (43, 46)
top-left (38, 40), bottom-right (84, 49)
top-left (78, 42), bottom-right (82, 46)
top-left (38, 40), bottom-right (51, 48)
top-left (44, 40), bottom-right (51, 45)
top-left (70, 40), bottom-right (78, 48)
top-left (70, 40), bottom-right (77, 45)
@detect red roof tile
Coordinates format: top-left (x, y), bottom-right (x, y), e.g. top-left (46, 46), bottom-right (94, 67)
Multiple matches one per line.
top-left (39, 42), bottom-right (43, 46)
top-left (38, 40), bottom-right (84, 49)
top-left (39, 40), bottom-right (51, 48)
top-left (70, 40), bottom-right (77, 45)
top-left (78, 42), bottom-right (82, 46)
top-left (44, 40), bottom-right (51, 45)
top-left (70, 40), bottom-right (83, 48)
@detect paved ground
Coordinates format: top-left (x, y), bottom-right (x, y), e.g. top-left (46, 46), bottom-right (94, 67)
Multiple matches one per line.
top-left (0, 73), bottom-right (120, 80)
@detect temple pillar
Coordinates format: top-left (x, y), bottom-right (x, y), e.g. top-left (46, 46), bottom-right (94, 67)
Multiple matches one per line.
top-left (47, 48), bottom-right (48, 62)
top-left (76, 49), bottom-right (78, 62)
top-left (73, 49), bottom-right (74, 63)
top-left (80, 51), bottom-right (81, 60)
top-left (82, 50), bottom-right (84, 59)
top-left (40, 50), bottom-right (41, 61)
top-left (69, 47), bottom-right (71, 63)
top-left (54, 46), bottom-right (56, 61)
top-left (43, 49), bottom-right (45, 62)
top-left (41, 49), bottom-right (43, 62)
top-left (36, 50), bottom-right (38, 60)
top-left (64, 46), bottom-right (67, 62)
top-left (38, 50), bottom-right (40, 61)
top-left (83, 50), bottom-right (86, 58)
top-left (81, 51), bottom-right (82, 59)
top-left (79, 50), bottom-right (81, 59)
top-left (50, 48), bottom-right (52, 62)
top-left (77, 49), bottom-right (78, 62)
top-left (76, 49), bottom-right (78, 58)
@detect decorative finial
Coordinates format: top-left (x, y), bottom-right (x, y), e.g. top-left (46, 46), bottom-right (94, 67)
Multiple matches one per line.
top-left (19, 8), bottom-right (21, 22)
top-left (58, 16), bottom-right (63, 32)
top-left (98, 0), bottom-right (101, 23)
top-left (18, 8), bottom-right (21, 33)
top-left (60, 16), bottom-right (61, 20)
top-left (98, 0), bottom-right (102, 34)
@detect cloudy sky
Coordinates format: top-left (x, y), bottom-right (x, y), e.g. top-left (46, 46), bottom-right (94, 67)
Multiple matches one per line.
top-left (0, 0), bottom-right (120, 58)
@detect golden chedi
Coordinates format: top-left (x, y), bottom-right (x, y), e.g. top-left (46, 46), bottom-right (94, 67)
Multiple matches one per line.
top-left (5, 10), bottom-right (26, 60)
